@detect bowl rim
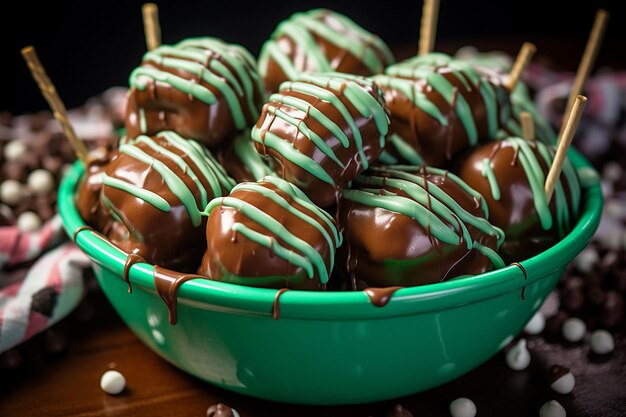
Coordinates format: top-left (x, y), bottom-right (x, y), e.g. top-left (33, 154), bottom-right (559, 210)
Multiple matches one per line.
top-left (59, 148), bottom-right (602, 321)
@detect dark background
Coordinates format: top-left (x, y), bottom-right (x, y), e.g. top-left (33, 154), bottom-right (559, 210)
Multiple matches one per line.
top-left (3, 0), bottom-right (625, 114)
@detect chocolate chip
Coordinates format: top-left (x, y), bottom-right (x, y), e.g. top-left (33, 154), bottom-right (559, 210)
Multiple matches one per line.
top-left (1, 161), bottom-right (28, 182)
top-left (600, 291), bottom-right (624, 328)
top-left (0, 349), bottom-right (22, 369)
top-left (561, 278), bottom-right (586, 312)
top-left (546, 311), bottom-right (569, 335)
top-left (386, 404), bottom-right (414, 417)
top-left (587, 286), bottom-right (607, 307)
top-left (31, 287), bottom-right (58, 317)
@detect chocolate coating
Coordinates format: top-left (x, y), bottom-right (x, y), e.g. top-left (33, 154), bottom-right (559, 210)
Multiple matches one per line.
top-left (252, 73), bottom-right (390, 208)
top-left (76, 131), bottom-right (235, 271)
top-left (458, 137), bottom-right (581, 262)
top-left (76, 147), bottom-right (113, 233)
top-left (373, 53), bottom-right (510, 167)
top-left (258, 9), bottom-right (394, 94)
top-left (199, 176), bottom-right (340, 290)
top-left (338, 166), bottom-right (505, 289)
top-left (125, 37), bottom-right (265, 148)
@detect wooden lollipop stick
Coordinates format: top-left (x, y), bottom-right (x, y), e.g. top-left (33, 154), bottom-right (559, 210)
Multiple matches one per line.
top-left (507, 42), bottom-right (536, 90)
top-left (545, 95), bottom-right (587, 202)
top-left (142, 3), bottom-right (161, 51)
top-left (520, 112), bottom-right (535, 141)
top-left (418, 0), bottom-right (440, 56)
top-left (558, 9), bottom-right (609, 138)
top-left (21, 46), bottom-right (88, 162)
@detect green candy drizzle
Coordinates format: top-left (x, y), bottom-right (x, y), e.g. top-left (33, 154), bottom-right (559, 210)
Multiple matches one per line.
top-left (232, 181), bottom-right (338, 270)
top-left (483, 137), bottom-right (580, 235)
top-left (117, 131), bottom-right (235, 227)
top-left (258, 9), bottom-right (394, 82)
top-left (130, 37), bottom-right (263, 130)
top-left (251, 73), bottom-right (389, 186)
top-left (344, 189), bottom-right (462, 245)
top-left (344, 165), bottom-right (505, 269)
top-left (205, 179), bottom-right (338, 284)
top-left (251, 128), bottom-right (335, 185)
top-left (374, 52), bottom-right (506, 164)
top-left (261, 175), bottom-right (342, 246)
top-left (101, 174), bottom-right (171, 212)
top-left (481, 158), bottom-right (501, 201)
top-left (232, 133), bottom-right (274, 181)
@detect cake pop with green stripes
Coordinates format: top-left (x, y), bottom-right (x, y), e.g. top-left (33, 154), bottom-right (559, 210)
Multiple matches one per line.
top-left (76, 131), bottom-right (236, 271)
top-left (258, 9), bottom-right (395, 95)
top-left (251, 72), bottom-right (391, 208)
top-left (338, 165), bottom-right (505, 289)
top-left (199, 176), bottom-right (341, 290)
top-left (125, 37), bottom-right (265, 148)
top-left (372, 52), bottom-right (511, 167)
top-left (458, 136), bottom-right (580, 261)
top-left (453, 47), bottom-right (557, 144)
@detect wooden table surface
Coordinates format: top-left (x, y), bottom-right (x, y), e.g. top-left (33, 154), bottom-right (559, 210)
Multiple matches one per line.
top-left (0, 285), bottom-right (624, 417)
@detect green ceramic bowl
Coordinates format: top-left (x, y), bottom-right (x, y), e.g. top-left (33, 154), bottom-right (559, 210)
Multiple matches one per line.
top-left (59, 149), bottom-right (602, 405)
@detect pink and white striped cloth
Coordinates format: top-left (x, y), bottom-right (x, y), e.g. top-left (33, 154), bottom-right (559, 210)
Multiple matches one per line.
top-left (0, 216), bottom-right (90, 353)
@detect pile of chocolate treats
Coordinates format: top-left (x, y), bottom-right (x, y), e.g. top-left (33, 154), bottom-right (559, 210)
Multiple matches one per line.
top-left (75, 9), bottom-right (582, 297)
top-left (1, 89), bottom-right (124, 231)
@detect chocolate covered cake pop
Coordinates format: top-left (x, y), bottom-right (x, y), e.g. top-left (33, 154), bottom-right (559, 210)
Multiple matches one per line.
top-left (373, 53), bottom-right (510, 167)
top-left (458, 137), bottom-right (580, 261)
top-left (453, 48), bottom-right (557, 144)
top-left (199, 176), bottom-right (341, 290)
top-left (77, 131), bottom-right (236, 271)
top-left (338, 165), bottom-right (505, 289)
top-left (252, 72), bottom-right (390, 208)
top-left (258, 9), bottom-right (395, 94)
top-left (125, 37), bottom-right (265, 148)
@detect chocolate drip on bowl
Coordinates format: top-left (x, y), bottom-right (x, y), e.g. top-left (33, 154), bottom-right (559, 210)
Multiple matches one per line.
top-left (153, 266), bottom-right (206, 325)
top-left (364, 287), bottom-right (403, 307)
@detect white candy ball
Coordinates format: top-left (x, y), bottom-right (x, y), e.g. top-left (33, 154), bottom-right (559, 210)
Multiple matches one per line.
top-left (562, 318), bottom-right (586, 343)
top-left (449, 397), bottom-right (477, 417)
top-left (574, 247), bottom-right (599, 274)
top-left (506, 338), bottom-right (531, 371)
top-left (603, 161), bottom-right (623, 183)
top-left (589, 330), bottom-right (614, 355)
top-left (539, 400), bottom-right (566, 417)
top-left (550, 371), bottom-right (575, 395)
top-left (27, 169), bottom-right (55, 195)
top-left (17, 211), bottom-right (42, 232)
top-left (3, 140), bottom-right (27, 162)
top-left (0, 180), bottom-right (24, 205)
top-left (524, 312), bottom-right (546, 335)
top-left (100, 370), bottom-right (126, 395)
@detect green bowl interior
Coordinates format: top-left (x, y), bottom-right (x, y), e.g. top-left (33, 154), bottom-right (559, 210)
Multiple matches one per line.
top-left (59, 149), bottom-right (603, 321)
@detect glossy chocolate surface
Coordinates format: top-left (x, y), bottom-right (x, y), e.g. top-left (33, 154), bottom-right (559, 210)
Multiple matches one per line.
top-left (199, 177), bottom-right (339, 290)
top-left (458, 138), bottom-right (579, 262)
top-left (338, 166), bottom-right (504, 289)
top-left (374, 54), bottom-right (510, 167)
top-left (252, 74), bottom-right (390, 208)
top-left (259, 9), bottom-right (394, 94)
top-left (76, 132), bottom-right (234, 271)
top-left (125, 38), bottom-right (264, 148)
